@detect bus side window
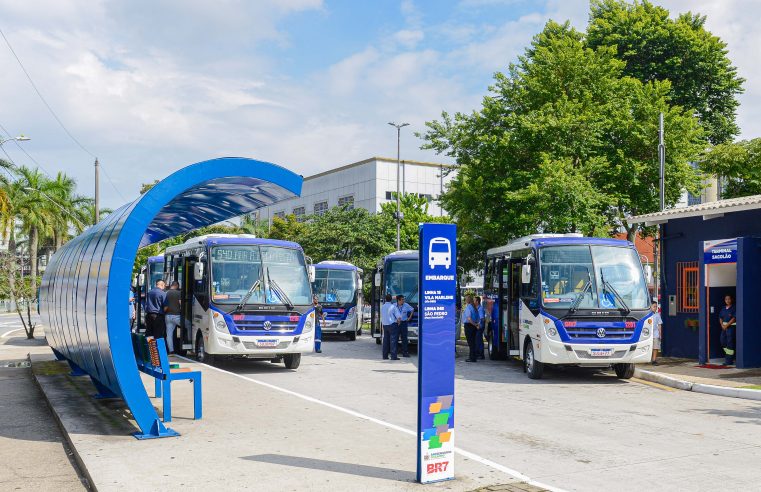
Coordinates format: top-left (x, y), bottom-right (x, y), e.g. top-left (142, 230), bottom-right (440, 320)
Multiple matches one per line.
top-left (521, 262), bottom-right (539, 309)
top-left (193, 261), bottom-right (209, 309)
top-left (491, 260), bottom-right (499, 289)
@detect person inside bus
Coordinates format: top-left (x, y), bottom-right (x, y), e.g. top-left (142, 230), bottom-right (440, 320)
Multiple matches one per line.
top-left (475, 296), bottom-right (485, 360)
top-left (312, 295), bottom-right (325, 353)
top-left (397, 295), bottom-right (414, 358)
top-left (381, 294), bottom-right (399, 360)
top-left (164, 281), bottom-right (182, 354)
top-left (129, 288), bottom-right (136, 332)
top-left (463, 295), bottom-right (480, 362)
top-left (145, 280), bottom-right (167, 339)
top-left (719, 295), bottom-right (737, 366)
top-left (650, 302), bottom-right (663, 365)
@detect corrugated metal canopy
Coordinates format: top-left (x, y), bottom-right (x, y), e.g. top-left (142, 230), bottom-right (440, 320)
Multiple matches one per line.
top-left (627, 195), bottom-right (761, 225)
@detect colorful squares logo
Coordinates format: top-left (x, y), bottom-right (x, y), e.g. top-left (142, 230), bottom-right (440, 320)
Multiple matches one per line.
top-left (422, 394), bottom-right (454, 450)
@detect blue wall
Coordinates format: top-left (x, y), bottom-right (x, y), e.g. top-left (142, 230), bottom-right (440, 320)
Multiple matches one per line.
top-left (661, 209), bottom-right (761, 366)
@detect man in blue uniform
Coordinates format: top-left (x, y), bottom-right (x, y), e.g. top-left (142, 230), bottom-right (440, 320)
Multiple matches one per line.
top-left (475, 296), bottom-right (485, 360)
top-left (381, 294), bottom-right (398, 360)
top-left (719, 295), bottom-right (736, 366)
top-left (145, 280), bottom-right (167, 338)
top-left (312, 295), bottom-right (325, 353)
top-left (397, 295), bottom-right (414, 358)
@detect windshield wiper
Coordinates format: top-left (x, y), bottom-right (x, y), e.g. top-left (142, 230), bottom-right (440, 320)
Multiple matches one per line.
top-left (600, 270), bottom-right (631, 314)
top-left (565, 273), bottom-right (593, 318)
top-left (267, 267), bottom-right (294, 310)
top-left (232, 278), bottom-right (262, 314)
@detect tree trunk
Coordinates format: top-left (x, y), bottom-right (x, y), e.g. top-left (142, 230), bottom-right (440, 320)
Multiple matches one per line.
top-left (29, 226), bottom-right (38, 299)
top-left (625, 223), bottom-right (637, 243)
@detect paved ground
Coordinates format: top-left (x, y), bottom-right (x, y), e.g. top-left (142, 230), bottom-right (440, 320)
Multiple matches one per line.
top-left (643, 357), bottom-right (761, 388)
top-left (0, 313), bottom-right (87, 491)
top-left (12, 311), bottom-right (761, 491)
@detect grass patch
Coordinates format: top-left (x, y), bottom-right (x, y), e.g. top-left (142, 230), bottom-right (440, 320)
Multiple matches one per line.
top-left (739, 385), bottom-right (761, 390)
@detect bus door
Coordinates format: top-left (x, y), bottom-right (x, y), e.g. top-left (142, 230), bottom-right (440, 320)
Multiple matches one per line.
top-left (371, 267), bottom-right (381, 343)
top-left (181, 256), bottom-right (198, 349)
top-left (508, 259), bottom-right (522, 354)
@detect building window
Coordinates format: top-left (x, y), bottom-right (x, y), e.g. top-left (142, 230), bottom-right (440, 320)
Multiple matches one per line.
top-left (385, 191), bottom-right (393, 200)
top-left (273, 211), bottom-right (285, 219)
top-left (677, 262), bottom-right (699, 313)
top-left (293, 206), bottom-right (306, 222)
top-left (338, 195), bottom-right (354, 209)
top-left (314, 201), bottom-right (328, 216)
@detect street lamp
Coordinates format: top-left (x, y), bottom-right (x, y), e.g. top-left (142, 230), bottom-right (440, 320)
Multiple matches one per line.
top-left (388, 122), bottom-right (409, 250)
top-left (0, 135), bottom-right (30, 146)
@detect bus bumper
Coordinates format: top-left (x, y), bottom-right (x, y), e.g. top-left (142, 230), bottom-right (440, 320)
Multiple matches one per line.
top-left (540, 337), bottom-right (653, 366)
top-left (321, 315), bottom-right (358, 333)
top-left (207, 332), bottom-right (315, 357)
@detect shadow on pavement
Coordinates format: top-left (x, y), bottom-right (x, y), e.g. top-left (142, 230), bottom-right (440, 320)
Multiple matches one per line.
top-left (241, 453), bottom-right (416, 482)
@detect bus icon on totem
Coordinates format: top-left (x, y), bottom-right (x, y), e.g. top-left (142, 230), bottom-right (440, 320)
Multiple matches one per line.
top-left (428, 237), bottom-right (452, 270)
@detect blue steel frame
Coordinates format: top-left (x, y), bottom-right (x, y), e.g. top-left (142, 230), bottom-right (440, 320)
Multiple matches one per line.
top-left (39, 157), bottom-right (302, 439)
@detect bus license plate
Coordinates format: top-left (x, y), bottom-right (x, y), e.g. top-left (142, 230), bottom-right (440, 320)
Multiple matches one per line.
top-left (590, 348), bottom-right (613, 357)
top-left (256, 339), bottom-right (278, 348)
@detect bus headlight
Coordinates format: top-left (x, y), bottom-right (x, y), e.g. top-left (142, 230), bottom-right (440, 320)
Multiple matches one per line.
top-left (642, 326), bottom-right (651, 338)
top-left (543, 318), bottom-right (559, 339)
top-left (214, 319), bottom-right (229, 334)
top-left (347, 307), bottom-right (356, 318)
top-left (303, 312), bottom-right (315, 334)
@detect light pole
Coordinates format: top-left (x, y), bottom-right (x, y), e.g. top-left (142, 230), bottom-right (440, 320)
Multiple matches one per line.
top-left (0, 134), bottom-right (30, 146)
top-left (388, 122), bottom-right (409, 250)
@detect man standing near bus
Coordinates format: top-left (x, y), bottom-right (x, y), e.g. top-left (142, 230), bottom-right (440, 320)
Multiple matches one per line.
top-left (463, 295), bottom-right (479, 362)
top-left (397, 295), bottom-right (413, 358)
top-left (164, 281), bottom-right (182, 354)
top-left (145, 280), bottom-right (167, 339)
top-left (381, 294), bottom-right (398, 360)
top-left (650, 302), bottom-right (663, 365)
top-left (475, 296), bottom-right (485, 360)
top-left (312, 295), bottom-right (325, 353)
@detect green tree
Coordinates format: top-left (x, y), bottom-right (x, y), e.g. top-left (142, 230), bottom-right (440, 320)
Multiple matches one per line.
top-left (378, 193), bottom-right (450, 251)
top-left (699, 138), bottom-right (761, 199)
top-left (422, 21), bottom-right (704, 267)
top-left (269, 214), bottom-right (308, 243)
top-left (587, 0), bottom-right (744, 144)
top-left (140, 180), bottom-right (159, 194)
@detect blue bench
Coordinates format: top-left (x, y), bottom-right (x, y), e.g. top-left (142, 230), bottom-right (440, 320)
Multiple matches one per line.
top-left (132, 333), bottom-right (202, 422)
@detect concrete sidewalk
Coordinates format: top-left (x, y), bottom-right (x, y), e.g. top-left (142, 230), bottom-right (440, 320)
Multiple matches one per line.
top-left (30, 352), bottom-right (532, 492)
top-left (636, 358), bottom-right (761, 401)
top-left (0, 331), bottom-right (87, 491)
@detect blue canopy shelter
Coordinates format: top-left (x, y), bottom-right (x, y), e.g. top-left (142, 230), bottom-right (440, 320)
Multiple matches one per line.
top-left (38, 157), bottom-right (302, 438)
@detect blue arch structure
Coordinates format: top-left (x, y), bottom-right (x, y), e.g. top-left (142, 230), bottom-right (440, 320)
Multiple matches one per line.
top-left (39, 157), bottom-right (302, 438)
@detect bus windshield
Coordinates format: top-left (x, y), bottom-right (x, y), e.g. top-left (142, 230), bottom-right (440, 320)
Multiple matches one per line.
top-left (539, 245), bottom-right (649, 311)
top-left (313, 269), bottom-right (356, 305)
top-left (385, 259), bottom-right (419, 304)
top-left (148, 261), bottom-right (164, 289)
top-left (210, 245), bottom-right (312, 306)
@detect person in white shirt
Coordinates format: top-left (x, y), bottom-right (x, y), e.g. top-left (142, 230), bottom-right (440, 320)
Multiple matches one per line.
top-left (380, 294), bottom-right (400, 360)
top-left (650, 302), bottom-right (663, 365)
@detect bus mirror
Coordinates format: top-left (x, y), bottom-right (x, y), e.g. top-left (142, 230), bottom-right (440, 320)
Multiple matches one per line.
top-left (308, 265), bottom-right (316, 283)
top-left (138, 273), bottom-right (145, 286)
top-left (374, 273), bottom-right (381, 287)
top-left (521, 264), bottom-right (531, 284)
top-left (357, 278), bottom-right (363, 291)
top-left (644, 265), bottom-right (653, 284)
top-left (132, 275), bottom-right (137, 288)
top-left (193, 262), bottom-right (204, 281)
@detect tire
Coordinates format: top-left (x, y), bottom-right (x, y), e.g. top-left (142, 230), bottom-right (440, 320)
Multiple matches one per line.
top-left (283, 353), bottom-right (301, 370)
top-left (524, 339), bottom-right (544, 379)
top-left (196, 333), bottom-right (214, 364)
top-left (347, 329), bottom-right (356, 341)
top-left (614, 363), bottom-right (635, 379)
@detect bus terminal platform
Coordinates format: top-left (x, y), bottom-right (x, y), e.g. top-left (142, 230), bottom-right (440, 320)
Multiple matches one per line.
top-left (29, 350), bottom-right (520, 492)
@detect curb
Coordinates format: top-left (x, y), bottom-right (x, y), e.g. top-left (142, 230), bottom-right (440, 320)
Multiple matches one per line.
top-left (635, 368), bottom-right (761, 401)
top-left (29, 353), bottom-right (96, 491)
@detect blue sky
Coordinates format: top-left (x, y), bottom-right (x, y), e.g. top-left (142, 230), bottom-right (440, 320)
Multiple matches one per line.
top-left (0, 0), bottom-right (758, 208)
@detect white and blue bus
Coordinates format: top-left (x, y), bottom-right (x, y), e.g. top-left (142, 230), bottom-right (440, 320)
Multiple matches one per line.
top-left (484, 234), bottom-right (654, 379)
top-left (370, 250), bottom-right (420, 345)
top-left (163, 234), bottom-right (316, 370)
top-left (312, 261), bottom-right (364, 340)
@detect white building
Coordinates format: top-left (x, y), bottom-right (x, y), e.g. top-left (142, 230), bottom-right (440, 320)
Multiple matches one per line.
top-left (257, 156), bottom-right (455, 222)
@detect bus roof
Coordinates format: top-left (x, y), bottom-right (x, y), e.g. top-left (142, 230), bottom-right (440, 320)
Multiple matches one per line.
top-left (315, 261), bottom-right (363, 272)
top-left (487, 235), bottom-right (633, 257)
top-left (148, 255), bottom-right (164, 263)
top-left (385, 250), bottom-right (419, 260)
top-left (165, 235), bottom-right (303, 254)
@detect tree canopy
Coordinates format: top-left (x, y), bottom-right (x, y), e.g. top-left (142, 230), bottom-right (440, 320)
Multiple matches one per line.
top-left (587, 0), bottom-right (744, 145)
top-left (699, 138), bottom-right (761, 199)
top-left (422, 21), bottom-right (705, 266)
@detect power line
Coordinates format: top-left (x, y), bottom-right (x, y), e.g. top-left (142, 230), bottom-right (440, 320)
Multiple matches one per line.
top-left (0, 27), bottom-right (127, 202)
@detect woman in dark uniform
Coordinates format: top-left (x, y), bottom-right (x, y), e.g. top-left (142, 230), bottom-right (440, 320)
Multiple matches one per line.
top-left (719, 295), bottom-right (736, 366)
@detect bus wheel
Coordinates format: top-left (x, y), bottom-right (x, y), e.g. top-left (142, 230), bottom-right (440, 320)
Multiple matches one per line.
top-left (614, 363), bottom-right (635, 379)
top-left (284, 353), bottom-right (301, 370)
top-left (347, 329), bottom-right (357, 341)
top-left (196, 333), bottom-right (214, 365)
top-left (524, 339), bottom-right (544, 379)
top-left (357, 320), bottom-right (362, 337)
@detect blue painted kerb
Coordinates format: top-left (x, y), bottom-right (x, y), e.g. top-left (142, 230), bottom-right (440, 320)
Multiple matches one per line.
top-left (39, 157), bottom-right (302, 438)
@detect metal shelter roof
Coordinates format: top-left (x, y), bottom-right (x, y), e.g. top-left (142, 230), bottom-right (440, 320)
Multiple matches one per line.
top-left (627, 195), bottom-right (761, 226)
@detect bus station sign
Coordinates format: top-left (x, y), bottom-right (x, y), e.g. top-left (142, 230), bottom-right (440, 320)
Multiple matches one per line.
top-left (417, 223), bottom-right (457, 484)
top-left (704, 238), bottom-right (738, 264)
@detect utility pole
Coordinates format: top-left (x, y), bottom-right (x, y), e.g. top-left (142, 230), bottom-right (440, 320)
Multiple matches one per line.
top-left (655, 113), bottom-right (665, 306)
top-left (388, 122), bottom-right (409, 251)
top-left (94, 158), bottom-right (100, 224)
